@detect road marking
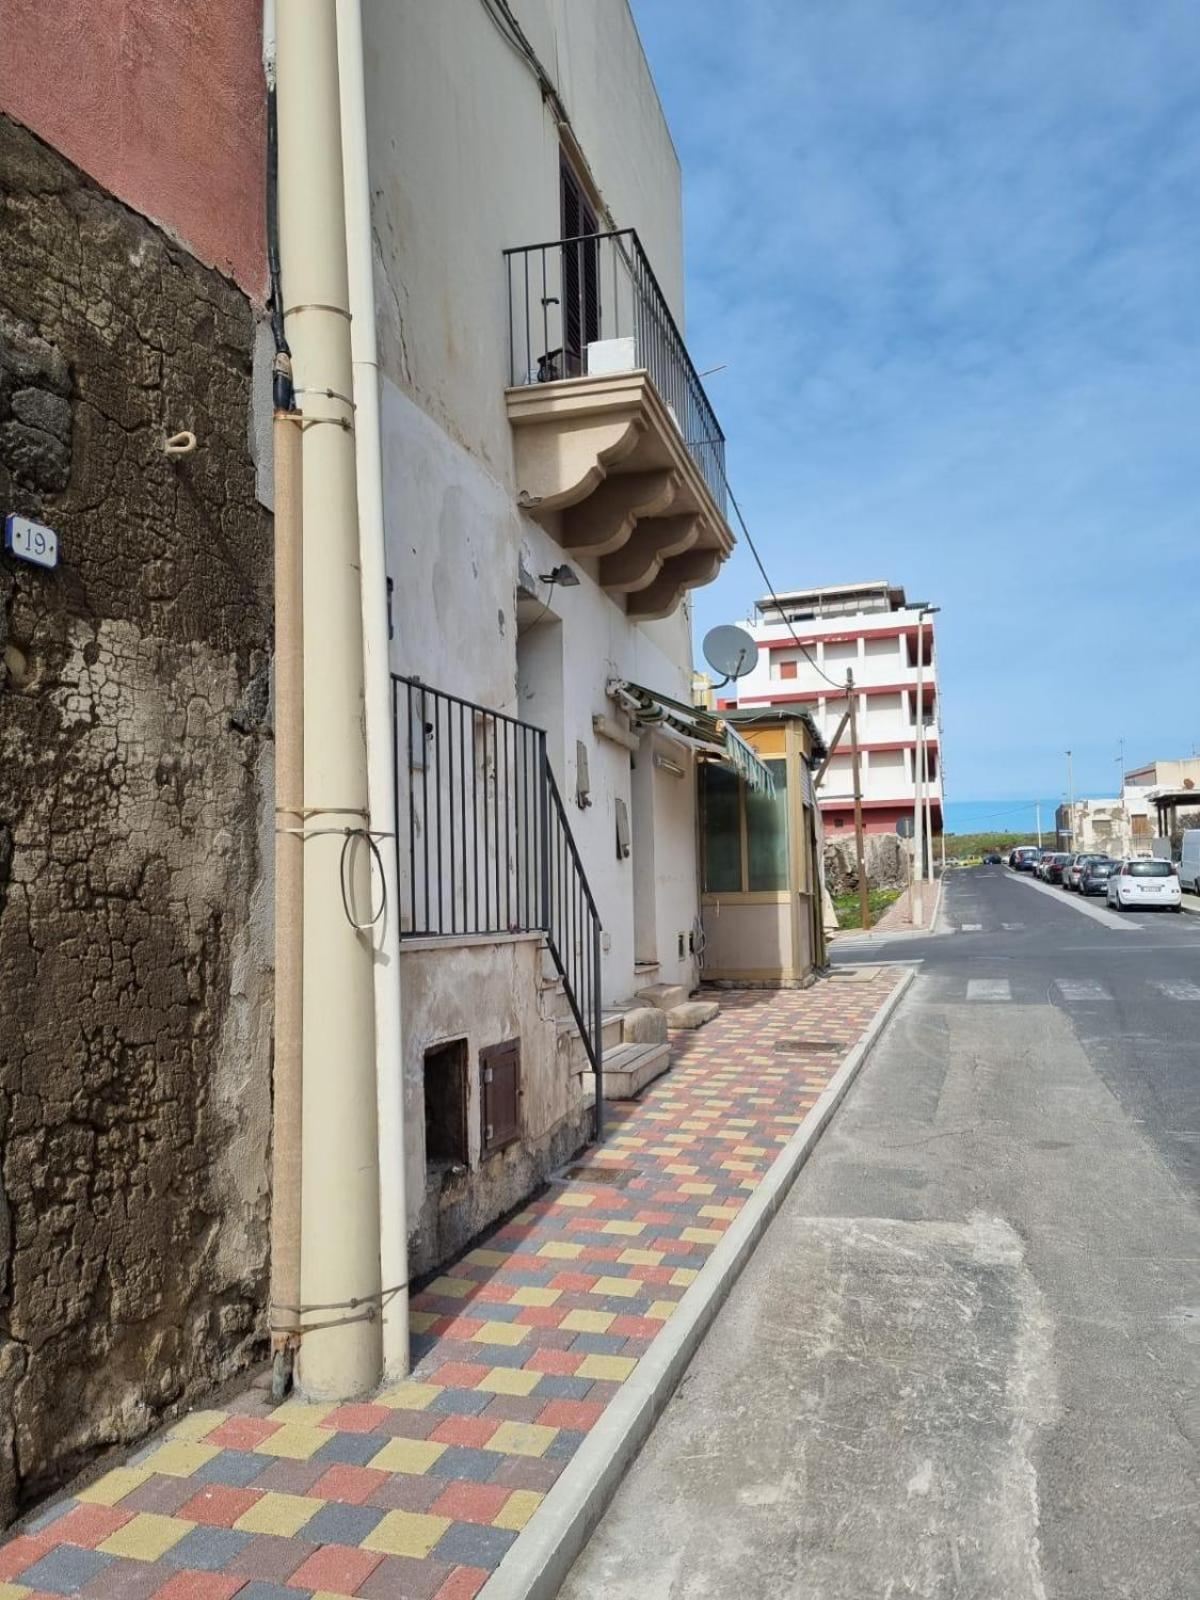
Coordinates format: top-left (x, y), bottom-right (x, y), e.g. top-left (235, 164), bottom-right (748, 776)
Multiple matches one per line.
top-left (967, 979), bottom-right (1010, 1001)
top-left (1148, 980), bottom-right (1200, 1001)
top-left (961, 923), bottom-right (982, 932)
top-left (1001, 922), bottom-right (1025, 931)
top-left (1010, 871), bottom-right (1142, 931)
top-left (1054, 979), bottom-right (1110, 1003)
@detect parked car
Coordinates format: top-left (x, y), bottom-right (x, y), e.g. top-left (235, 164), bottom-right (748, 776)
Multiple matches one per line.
top-left (1064, 853), bottom-right (1111, 891)
top-left (1179, 830), bottom-right (1200, 894)
top-left (1010, 846), bottom-right (1041, 871)
top-left (1043, 853), bottom-right (1074, 884)
top-left (984, 853), bottom-right (1003, 865)
top-left (1079, 859), bottom-right (1117, 896)
top-left (1106, 858), bottom-right (1182, 913)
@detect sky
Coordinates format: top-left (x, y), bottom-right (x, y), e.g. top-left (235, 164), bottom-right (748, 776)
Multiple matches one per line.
top-left (630, 0), bottom-right (1200, 805)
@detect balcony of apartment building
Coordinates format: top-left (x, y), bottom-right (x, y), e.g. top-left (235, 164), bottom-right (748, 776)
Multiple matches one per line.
top-left (503, 228), bottom-right (733, 619)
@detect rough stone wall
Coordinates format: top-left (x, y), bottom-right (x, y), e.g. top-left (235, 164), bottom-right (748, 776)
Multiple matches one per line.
top-left (823, 832), bottom-right (909, 895)
top-left (0, 115), bottom-right (273, 1518)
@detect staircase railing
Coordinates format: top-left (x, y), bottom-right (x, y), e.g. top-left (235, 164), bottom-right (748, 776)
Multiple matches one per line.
top-left (392, 675), bottom-right (603, 1122)
top-left (543, 762), bottom-right (604, 1136)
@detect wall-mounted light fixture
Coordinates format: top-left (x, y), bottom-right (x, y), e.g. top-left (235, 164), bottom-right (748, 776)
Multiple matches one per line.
top-left (653, 754), bottom-right (685, 779)
top-left (539, 563), bottom-right (579, 588)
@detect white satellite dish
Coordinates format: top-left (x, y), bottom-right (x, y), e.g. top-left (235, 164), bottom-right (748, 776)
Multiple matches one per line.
top-left (702, 624), bottom-right (757, 685)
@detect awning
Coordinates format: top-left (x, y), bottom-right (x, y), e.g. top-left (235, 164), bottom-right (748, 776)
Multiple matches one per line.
top-left (609, 680), bottom-right (776, 795)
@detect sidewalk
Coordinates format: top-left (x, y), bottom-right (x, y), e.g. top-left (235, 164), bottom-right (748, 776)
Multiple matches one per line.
top-left (835, 877), bottom-right (942, 939)
top-left (2, 973), bottom-right (903, 1600)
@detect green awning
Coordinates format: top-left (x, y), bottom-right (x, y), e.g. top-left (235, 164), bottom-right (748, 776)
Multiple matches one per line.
top-left (610, 680), bottom-right (776, 795)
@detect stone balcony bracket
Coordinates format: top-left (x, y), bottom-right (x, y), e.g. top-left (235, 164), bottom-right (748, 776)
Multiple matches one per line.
top-left (506, 370), bottom-right (734, 620)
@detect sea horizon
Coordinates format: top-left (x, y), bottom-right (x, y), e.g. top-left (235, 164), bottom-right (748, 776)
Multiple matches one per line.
top-left (943, 797), bottom-right (1065, 837)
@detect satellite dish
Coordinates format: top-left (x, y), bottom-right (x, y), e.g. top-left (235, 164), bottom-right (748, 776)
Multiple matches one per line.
top-left (702, 624), bottom-right (757, 684)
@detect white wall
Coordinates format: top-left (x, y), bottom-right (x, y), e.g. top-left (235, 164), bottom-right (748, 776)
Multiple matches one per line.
top-left (367, 0), bottom-right (697, 1010)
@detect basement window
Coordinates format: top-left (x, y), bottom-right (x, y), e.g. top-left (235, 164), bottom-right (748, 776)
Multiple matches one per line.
top-left (424, 1039), bottom-right (469, 1169)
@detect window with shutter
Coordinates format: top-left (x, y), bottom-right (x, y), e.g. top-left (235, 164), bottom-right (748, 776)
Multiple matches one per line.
top-left (480, 1039), bottom-right (521, 1155)
top-left (561, 155), bottom-right (599, 377)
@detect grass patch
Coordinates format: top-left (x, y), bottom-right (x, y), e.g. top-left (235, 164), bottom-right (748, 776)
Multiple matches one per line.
top-left (833, 887), bottom-right (902, 929)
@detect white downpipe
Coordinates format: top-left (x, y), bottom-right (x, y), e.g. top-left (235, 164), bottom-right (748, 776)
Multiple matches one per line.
top-left (277, 0), bottom-right (382, 1400)
top-left (336, 0), bottom-right (409, 1379)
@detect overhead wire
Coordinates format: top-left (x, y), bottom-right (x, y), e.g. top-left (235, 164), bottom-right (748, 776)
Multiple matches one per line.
top-left (720, 476), bottom-right (847, 691)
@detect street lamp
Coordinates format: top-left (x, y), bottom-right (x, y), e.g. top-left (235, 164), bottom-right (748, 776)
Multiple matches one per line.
top-left (912, 603), bottom-right (941, 921)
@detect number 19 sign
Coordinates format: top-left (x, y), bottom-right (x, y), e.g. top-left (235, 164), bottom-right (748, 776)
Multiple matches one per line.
top-left (4, 513), bottom-right (59, 570)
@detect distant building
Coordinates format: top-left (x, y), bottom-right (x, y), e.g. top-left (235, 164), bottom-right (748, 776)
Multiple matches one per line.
top-left (724, 581), bottom-right (943, 837)
top-left (1056, 796), bottom-right (1153, 856)
top-left (1124, 757), bottom-right (1200, 793)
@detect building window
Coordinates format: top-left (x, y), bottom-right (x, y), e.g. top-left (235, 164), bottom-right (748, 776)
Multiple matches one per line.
top-left (779, 659), bottom-right (798, 681)
top-left (481, 1039), bottom-right (522, 1155)
top-left (700, 759), bottom-right (789, 892)
top-left (424, 1039), bottom-right (469, 1169)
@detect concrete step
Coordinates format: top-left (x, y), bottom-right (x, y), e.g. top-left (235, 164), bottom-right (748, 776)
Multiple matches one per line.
top-left (666, 999), bottom-right (720, 1030)
top-left (601, 1011), bottom-right (625, 1050)
top-left (602, 1040), bottom-right (671, 1100)
top-left (636, 982), bottom-right (686, 1012)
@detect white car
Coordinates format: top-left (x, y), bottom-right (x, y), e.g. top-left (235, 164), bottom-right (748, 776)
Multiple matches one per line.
top-left (1106, 858), bottom-right (1182, 913)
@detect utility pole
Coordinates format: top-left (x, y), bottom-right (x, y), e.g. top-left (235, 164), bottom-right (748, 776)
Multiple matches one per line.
top-left (1066, 749), bottom-right (1075, 853)
top-left (1035, 800), bottom-right (1042, 849)
top-left (911, 603), bottom-right (940, 923)
top-left (847, 671), bottom-right (870, 931)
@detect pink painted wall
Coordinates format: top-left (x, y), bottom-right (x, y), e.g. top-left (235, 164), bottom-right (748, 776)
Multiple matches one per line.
top-left (0, 0), bottom-right (266, 298)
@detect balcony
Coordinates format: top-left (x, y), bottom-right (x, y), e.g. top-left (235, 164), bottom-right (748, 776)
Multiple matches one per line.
top-left (504, 230), bottom-right (733, 619)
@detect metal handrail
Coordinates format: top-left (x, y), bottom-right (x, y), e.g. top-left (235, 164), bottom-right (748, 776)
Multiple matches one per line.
top-left (392, 675), bottom-right (603, 1122)
top-left (505, 227), bottom-right (726, 511)
top-left (543, 763), bottom-right (604, 1132)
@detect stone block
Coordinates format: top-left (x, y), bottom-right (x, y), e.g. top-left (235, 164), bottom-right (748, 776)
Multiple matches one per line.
top-left (666, 1000), bottom-right (720, 1030)
top-left (634, 983), bottom-right (686, 1011)
top-left (622, 1007), bottom-right (668, 1044)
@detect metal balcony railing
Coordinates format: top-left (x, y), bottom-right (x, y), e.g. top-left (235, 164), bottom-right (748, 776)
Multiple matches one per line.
top-left (393, 676), bottom-right (604, 1124)
top-left (505, 228), bottom-right (726, 511)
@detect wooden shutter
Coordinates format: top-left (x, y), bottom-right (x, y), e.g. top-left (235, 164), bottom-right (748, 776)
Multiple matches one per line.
top-left (560, 156), bottom-right (599, 376)
top-left (480, 1039), bottom-right (521, 1155)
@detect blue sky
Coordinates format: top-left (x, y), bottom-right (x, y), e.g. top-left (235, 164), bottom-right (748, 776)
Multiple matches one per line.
top-left (631, 0), bottom-right (1200, 805)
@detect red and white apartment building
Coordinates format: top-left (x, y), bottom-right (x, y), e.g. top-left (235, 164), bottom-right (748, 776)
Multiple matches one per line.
top-left (722, 581), bottom-right (943, 837)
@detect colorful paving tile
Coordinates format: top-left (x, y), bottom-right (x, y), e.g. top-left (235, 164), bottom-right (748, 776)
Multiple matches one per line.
top-left (3, 975), bottom-right (898, 1598)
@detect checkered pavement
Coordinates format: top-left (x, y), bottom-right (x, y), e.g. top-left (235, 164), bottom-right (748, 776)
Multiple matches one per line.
top-left (1, 973), bottom-right (899, 1599)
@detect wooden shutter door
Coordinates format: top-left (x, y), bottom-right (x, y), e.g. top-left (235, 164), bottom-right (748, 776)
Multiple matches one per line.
top-left (480, 1039), bottom-right (521, 1154)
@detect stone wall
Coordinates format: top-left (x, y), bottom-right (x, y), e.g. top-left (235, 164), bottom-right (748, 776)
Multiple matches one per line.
top-left (0, 115), bottom-right (272, 1518)
top-left (823, 832), bottom-right (910, 895)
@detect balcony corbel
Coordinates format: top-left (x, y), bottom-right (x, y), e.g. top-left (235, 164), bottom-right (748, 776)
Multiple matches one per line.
top-left (599, 514), bottom-right (700, 592)
top-left (626, 548), bottom-right (723, 619)
top-left (561, 469), bottom-right (679, 558)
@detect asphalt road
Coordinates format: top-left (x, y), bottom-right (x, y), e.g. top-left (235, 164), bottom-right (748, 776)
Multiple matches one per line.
top-left (560, 866), bottom-right (1200, 1600)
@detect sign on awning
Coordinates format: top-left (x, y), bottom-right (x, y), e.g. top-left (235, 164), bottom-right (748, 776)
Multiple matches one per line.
top-left (609, 680), bottom-right (776, 795)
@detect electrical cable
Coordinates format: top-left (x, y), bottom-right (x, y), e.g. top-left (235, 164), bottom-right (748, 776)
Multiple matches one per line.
top-left (720, 475), bottom-right (847, 691)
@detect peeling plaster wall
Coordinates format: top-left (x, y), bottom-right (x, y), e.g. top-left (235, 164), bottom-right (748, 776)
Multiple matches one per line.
top-left (0, 117), bottom-right (272, 1518)
top-left (401, 936), bottom-right (589, 1279)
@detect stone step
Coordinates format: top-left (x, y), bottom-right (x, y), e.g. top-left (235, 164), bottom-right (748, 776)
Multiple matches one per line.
top-left (601, 1011), bottom-right (625, 1050)
top-left (666, 999), bottom-right (720, 1030)
top-left (601, 1040), bottom-right (670, 1100)
top-left (635, 982), bottom-right (686, 1012)
top-left (621, 1006), bottom-right (668, 1045)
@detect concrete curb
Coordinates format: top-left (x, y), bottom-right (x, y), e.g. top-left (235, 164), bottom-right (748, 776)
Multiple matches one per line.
top-left (929, 872), bottom-right (946, 933)
top-left (479, 967), bottom-right (916, 1600)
